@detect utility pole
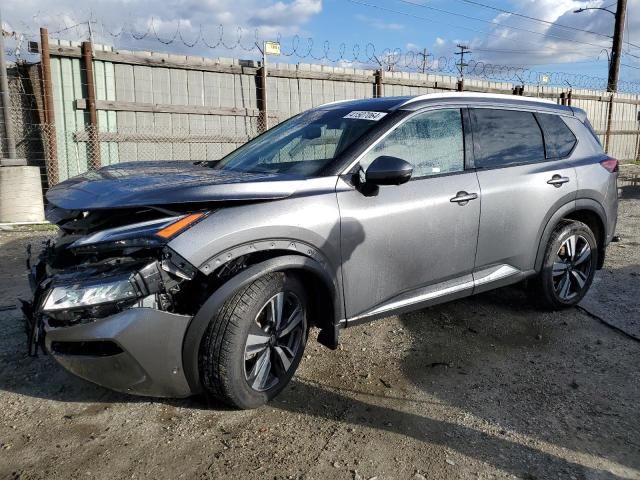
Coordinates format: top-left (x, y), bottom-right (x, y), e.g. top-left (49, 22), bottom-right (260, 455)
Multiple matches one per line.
top-left (455, 44), bottom-right (471, 78)
top-left (454, 44), bottom-right (471, 91)
top-left (608, 0), bottom-right (626, 92)
top-left (420, 48), bottom-right (430, 74)
top-left (575, 0), bottom-right (626, 92)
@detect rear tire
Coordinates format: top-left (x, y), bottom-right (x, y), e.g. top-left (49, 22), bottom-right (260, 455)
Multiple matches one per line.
top-left (534, 219), bottom-right (598, 310)
top-left (198, 272), bottom-right (308, 409)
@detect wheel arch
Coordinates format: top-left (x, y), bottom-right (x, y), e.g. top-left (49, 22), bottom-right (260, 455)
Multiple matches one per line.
top-left (535, 199), bottom-right (608, 272)
top-left (181, 254), bottom-right (342, 394)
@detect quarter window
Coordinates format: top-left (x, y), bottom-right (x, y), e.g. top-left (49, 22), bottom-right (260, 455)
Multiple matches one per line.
top-left (535, 113), bottom-right (577, 158)
top-left (360, 109), bottom-right (465, 178)
top-left (470, 109), bottom-right (545, 168)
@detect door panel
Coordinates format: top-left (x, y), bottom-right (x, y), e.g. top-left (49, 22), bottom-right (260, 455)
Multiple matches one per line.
top-left (470, 108), bottom-right (577, 273)
top-left (338, 172), bottom-right (480, 319)
top-left (475, 162), bottom-right (576, 272)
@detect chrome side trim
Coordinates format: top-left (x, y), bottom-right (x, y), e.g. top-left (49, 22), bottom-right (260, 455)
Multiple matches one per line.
top-left (344, 264), bottom-right (523, 326)
top-left (473, 264), bottom-right (520, 286)
top-left (348, 277), bottom-right (474, 324)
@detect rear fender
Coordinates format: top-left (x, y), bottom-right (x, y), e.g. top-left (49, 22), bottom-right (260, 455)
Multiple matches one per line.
top-left (534, 199), bottom-right (608, 272)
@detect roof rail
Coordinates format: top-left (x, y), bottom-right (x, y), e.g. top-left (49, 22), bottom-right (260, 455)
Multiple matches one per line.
top-left (317, 99), bottom-right (354, 108)
top-left (398, 92), bottom-right (557, 108)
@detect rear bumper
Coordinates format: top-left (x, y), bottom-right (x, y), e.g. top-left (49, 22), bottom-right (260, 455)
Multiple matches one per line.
top-left (44, 307), bottom-right (194, 398)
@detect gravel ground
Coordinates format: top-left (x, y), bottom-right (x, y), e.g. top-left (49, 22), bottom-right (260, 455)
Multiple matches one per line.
top-left (0, 194), bottom-right (638, 480)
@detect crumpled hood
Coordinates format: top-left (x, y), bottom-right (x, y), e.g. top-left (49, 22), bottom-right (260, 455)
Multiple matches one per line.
top-left (46, 161), bottom-right (313, 210)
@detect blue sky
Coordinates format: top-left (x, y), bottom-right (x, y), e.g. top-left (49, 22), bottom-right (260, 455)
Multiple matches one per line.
top-left (3, 0), bottom-right (640, 84)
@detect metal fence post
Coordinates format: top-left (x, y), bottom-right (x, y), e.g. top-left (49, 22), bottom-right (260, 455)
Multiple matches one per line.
top-left (255, 42), bottom-right (268, 133)
top-left (40, 27), bottom-right (58, 184)
top-left (82, 41), bottom-right (101, 169)
top-left (374, 69), bottom-right (383, 98)
top-left (0, 8), bottom-right (17, 161)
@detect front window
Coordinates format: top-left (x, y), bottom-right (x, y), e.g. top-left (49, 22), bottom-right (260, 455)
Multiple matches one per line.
top-left (214, 108), bottom-right (388, 176)
top-left (360, 108), bottom-right (465, 178)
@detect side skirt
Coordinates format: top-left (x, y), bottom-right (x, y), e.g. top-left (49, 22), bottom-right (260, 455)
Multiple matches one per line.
top-left (342, 264), bottom-right (535, 327)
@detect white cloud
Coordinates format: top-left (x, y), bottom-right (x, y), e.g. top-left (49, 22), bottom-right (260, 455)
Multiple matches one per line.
top-left (355, 13), bottom-right (404, 31)
top-left (470, 0), bottom-right (640, 65)
top-left (2, 0), bottom-right (323, 56)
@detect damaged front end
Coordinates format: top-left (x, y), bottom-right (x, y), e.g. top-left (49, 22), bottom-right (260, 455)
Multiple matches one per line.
top-left (24, 205), bottom-right (210, 397)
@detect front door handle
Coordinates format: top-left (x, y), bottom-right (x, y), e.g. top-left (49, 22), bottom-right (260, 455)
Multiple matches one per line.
top-left (547, 174), bottom-right (570, 187)
top-left (450, 191), bottom-right (478, 205)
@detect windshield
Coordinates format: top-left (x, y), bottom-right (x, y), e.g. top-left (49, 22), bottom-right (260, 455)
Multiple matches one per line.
top-left (214, 108), bottom-right (387, 176)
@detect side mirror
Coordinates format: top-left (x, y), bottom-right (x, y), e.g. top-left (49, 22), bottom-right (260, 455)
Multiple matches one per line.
top-left (364, 156), bottom-right (413, 186)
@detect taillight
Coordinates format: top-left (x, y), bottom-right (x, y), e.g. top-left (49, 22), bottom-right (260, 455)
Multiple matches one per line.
top-left (600, 157), bottom-right (618, 173)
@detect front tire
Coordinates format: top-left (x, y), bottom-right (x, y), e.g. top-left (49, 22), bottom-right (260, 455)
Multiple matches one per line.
top-left (535, 219), bottom-right (598, 310)
top-left (199, 272), bottom-right (308, 409)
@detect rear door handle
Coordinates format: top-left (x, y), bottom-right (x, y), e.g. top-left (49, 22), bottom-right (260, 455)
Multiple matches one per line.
top-left (450, 191), bottom-right (478, 205)
top-left (547, 174), bottom-right (570, 187)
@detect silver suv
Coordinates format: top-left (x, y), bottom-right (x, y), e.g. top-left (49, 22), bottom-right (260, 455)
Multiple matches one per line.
top-left (25, 93), bottom-right (618, 409)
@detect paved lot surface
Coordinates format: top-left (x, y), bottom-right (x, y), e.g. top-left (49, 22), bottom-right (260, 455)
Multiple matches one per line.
top-left (0, 193), bottom-right (638, 480)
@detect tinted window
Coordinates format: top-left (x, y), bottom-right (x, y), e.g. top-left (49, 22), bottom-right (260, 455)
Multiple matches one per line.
top-left (536, 113), bottom-right (577, 158)
top-left (471, 109), bottom-right (545, 168)
top-left (360, 109), bottom-right (464, 178)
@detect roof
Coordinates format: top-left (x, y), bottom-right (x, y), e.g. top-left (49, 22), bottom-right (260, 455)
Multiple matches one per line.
top-left (319, 92), bottom-right (574, 115)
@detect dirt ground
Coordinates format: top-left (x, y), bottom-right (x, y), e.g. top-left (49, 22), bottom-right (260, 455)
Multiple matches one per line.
top-left (0, 188), bottom-right (638, 480)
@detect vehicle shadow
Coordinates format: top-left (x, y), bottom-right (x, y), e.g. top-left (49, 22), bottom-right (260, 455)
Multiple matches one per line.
top-left (393, 284), bottom-right (640, 473)
top-left (618, 179), bottom-right (640, 199)
top-left (275, 378), bottom-right (628, 480)
top-left (269, 280), bottom-right (638, 478)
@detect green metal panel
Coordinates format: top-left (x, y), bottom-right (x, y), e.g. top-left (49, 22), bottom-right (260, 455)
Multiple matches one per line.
top-left (49, 57), bottom-right (69, 181)
top-left (94, 59), bottom-right (118, 165)
top-left (104, 61), bottom-right (119, 164)
top-left (71, 56), bottom-right (88, 174)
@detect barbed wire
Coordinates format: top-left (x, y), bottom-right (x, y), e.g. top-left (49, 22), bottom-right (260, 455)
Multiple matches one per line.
top-left (4, 17), bottom-right (640, 94)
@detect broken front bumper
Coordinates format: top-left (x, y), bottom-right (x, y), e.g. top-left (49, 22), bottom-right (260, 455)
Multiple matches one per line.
top-left (43, 307), bottom-right (194, 398)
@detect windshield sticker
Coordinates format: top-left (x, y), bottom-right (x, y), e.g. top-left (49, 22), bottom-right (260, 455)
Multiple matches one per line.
top-left (343, 111), bottom-right (387, 121)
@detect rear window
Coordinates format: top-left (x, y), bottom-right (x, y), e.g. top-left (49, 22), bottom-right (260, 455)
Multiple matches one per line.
top-left (470, 109), bottom-right (545, 168)
top-left (535, 113), bottom-right (577, 158)
top-left (583, 117), bottom-right (603, 146)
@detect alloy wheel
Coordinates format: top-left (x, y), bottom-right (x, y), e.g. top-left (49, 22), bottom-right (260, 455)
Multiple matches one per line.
top-left (552, 234), bottom-right (593, 301)
top-left (243, 291), bottom-right (305, 392)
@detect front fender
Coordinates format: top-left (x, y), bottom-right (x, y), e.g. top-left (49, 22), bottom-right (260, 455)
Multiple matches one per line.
top-left (181, 255), bottom-right (342, 393)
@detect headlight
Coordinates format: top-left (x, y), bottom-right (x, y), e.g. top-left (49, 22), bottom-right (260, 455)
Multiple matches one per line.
top-left (43, 276), bottom-right (139, 312)
top-left (69, 212), bottom-right (206, 251)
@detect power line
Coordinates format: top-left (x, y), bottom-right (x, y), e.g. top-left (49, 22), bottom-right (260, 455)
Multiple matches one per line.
top-left (451, 0), bottom-right (612, 40)
top-left (474, 47), bottom-right (607, 54)
top-left (479, 58), bottom-right (606, 67)
top-left (400, 0), bottom-right (640, 52)
top-left (458, 0), bottom-right (640, 51)
top-left (349, 0), bottom-right (612, 50)
top-left (397, 0), bottom-right (614, 47)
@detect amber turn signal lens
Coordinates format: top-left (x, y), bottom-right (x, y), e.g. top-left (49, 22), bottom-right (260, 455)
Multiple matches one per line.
top-left (155, 213), bottom-right (205, 239)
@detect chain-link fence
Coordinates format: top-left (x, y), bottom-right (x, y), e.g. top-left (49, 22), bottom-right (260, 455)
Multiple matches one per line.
top-left (2, 39), bottom-right (640, 191)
